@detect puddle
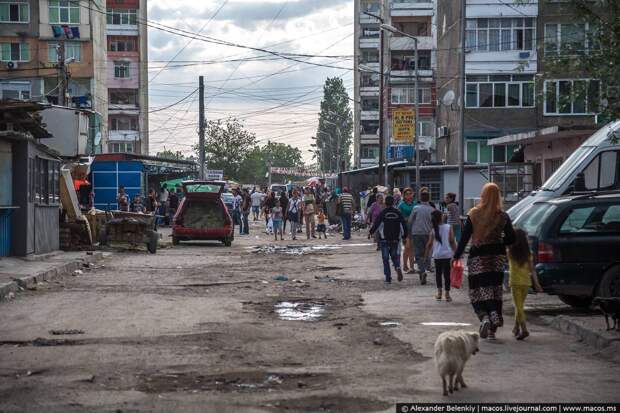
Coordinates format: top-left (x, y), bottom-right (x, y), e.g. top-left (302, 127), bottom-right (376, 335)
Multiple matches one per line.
top-left (251, 243), bottom-right (374, 255)
top-left (379, 321), bottom-right (401, 328)
top-left (420, 322), bottom-right (472, 326)
top-left (274, 301), bottom-right (325, 321)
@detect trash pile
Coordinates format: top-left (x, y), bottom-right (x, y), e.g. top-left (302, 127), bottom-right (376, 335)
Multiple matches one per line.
top-left (252, 244), bottom-right (341, 255)
top-left (274, 301), bottom-right (325, 321)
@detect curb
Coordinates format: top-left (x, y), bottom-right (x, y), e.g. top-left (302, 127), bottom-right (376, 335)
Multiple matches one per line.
top-left (0, 252), bottom-right (104, 301)
top-left (539, 315), bottom-right (620, 361)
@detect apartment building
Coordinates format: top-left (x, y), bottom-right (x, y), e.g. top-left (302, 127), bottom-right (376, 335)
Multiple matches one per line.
top-left (436, 0), bottom-right (600, 186)
top-left (354, 0), bottom-right (437, 169)
top-left (105, 0), bottom-right (148, 155)
top-left (0, 0), bottom-right (107, 153)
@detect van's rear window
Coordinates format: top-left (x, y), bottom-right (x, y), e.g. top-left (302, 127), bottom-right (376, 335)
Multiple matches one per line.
top-left (514, 203), bottom-right (556, 235)
top-left (184, 184), bottom-right (221, 193)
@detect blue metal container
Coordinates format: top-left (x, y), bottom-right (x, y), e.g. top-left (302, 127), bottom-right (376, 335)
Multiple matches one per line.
top-left (0, 209), bottom-right (12, 257)
top-left (91, 161), bottom-right (144, 210)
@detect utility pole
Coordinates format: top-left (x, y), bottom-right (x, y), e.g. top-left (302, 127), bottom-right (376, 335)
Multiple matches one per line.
top-left (413, 36), bottom-right (420, 194)
top-left (379, 27), bottom-right (386, 188)
top-left (198, 76), bottom-right (205, 180)
top-left (57, 42), bottom-right (67, 106)
top-left (458, 0), bottom-right (467, 215)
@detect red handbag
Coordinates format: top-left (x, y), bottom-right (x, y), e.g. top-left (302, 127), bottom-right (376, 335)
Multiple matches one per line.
top-left (450, 260), bottom-right (464, 289)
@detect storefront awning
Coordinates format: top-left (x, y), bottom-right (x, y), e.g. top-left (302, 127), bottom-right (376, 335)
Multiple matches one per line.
top-left (487, 126), bottom-right (597, 146)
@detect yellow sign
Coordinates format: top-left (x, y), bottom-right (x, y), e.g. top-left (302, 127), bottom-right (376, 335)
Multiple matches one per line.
top-left (392, 108), bottom-right (415, 143)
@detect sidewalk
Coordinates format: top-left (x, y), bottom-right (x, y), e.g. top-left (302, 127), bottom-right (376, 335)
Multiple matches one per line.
top-left (0, 251), bottom-right (106, 300)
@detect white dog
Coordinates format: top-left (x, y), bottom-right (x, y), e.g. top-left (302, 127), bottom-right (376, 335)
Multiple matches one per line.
top-left (434, 330), bottom-right (480, 396)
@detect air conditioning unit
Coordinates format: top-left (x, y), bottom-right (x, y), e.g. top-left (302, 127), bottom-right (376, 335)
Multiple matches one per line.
top-left (437, 126), bottom-right (448, 138)
top-left (6, 61), bottom-right (18, 70)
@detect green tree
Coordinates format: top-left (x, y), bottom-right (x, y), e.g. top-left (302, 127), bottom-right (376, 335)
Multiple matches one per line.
top-left (516, 0), bottom-right (620, 120)
top-left (194, 118), bottom-right (257, 180)
top-left (313, 77), bottom-right (353, 172)
top-left (155, 148), bottom-right (186, 160)
top-left (237, 141), bottom-right (303, 184)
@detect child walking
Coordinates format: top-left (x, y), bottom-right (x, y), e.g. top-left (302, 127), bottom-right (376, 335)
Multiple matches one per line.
top-left (316, 208), bottom-right (327, 239)
top-left (271, 200), bottom-right (284, 241)
top-left (508, 229), bottom-right (543, 340)
top-left (425, 210), bottom-right (457, 301)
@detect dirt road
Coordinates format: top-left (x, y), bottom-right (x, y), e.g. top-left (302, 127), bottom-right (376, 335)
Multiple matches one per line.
top-left (1, 223), bottom-right (618, 412)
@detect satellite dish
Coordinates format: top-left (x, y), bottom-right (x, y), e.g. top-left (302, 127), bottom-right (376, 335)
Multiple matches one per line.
top-left (442, 90), bottom-right (455, 106)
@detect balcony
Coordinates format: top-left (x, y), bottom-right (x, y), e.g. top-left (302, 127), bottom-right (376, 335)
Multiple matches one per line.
top-left (360, 110), bottom-right (380, 120)
top-left (390, 36), bottom-right (434, 51)
top-left (390, 1), bottom-right (434, 17)
top-left (109, 130), bottom-right (140, 142)
top-left (107, 25), bottom-right (138, 36)
top-left (359, 37), bottom-right (380, 49)
top-left (360, 134), bottom-right (379, 144)
top-left (108, 103), bottom-right (139, 115)
top-left (360, 86), bottom-right (379, 97)
top-left (390, 69), bottom-right (433, 79)
top-left (360, 13), bottom-right (381, 25)
top-left (360, 157), bottom-right (379, 167)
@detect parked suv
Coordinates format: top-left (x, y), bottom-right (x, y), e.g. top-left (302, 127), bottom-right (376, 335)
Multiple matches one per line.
top-left (513, 192), bottom-right (620, 308)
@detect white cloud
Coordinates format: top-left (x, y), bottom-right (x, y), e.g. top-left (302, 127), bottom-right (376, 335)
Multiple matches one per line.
top-left (147, 0), bottom-right (354, 164)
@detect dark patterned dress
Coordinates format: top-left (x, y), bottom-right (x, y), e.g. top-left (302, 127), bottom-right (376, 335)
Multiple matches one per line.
top-left (454, 212), bottom-right (515, 329)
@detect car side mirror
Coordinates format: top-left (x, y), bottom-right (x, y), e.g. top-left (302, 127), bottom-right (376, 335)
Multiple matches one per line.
top-left (572, 172), bottom-right (586, 192)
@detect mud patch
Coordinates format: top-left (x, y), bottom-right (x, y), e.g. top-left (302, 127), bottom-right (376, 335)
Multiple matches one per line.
top-left (266, 395), bottom-right (391, 413)
top-left (274, 301), bottom-right (325, 321)
top-left (136, 371), bottom-right (328, 393)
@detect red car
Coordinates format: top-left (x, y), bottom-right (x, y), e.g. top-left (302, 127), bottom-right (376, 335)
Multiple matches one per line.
top-left (172, 180), bottom-right (234, 246)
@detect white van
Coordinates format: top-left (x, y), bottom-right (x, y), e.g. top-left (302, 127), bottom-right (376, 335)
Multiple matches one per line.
top-left (508, 120), bottom-right (620, 219)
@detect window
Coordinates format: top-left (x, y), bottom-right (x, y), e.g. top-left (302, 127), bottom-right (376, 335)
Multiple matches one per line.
top-left (106, 8), bottom-right (137, 25)
top-left (0, 80), bottom-right (30, 100)
top-left (110, 116), bottom-right (138, 131)
top-left (109, 89), bottom-right (138, 105)
top-left (361, 146), bottom-right (378, 159)
top-left (49, 0), bottom-right (80, 24)
top-left (114, 61), bottom-right (130, 78)
top-left (391, 50), bottom-right (431, 71)
top-left (466, 18), bottom-right (535, 52)
top-left (582, 151), bottom-right (620, 191)
top-left (361, 98), bottom-right (379, 111)
top-left (47, 41), bottom-right (81, 62)
top-left (109, 37), bottom-right (137, 52)
top-left (466, 75), bottom-right (534, 108)
top-left (0, 3), bottom-right (29, 22)
top-left (0, 42), bottom-right (29, 61)
top-left (466, 140), bottom-right (517, 164)
top-left (391, 87), bottom-right (431, 104)
top-left (361, 50), bottom-right (379, 63)
top-left (361, 120), bottom-right (379, 135)
top-left (361, 26), bottom-right (380, 38)
top-left (361, 73), bottom-right (378, 87)
top-left (34, 157), bottom-right (60, 205)
top-left (559, 204), bottom-right (620, 234)
top-left (544, 79), bottom-right (600, 115)
top-left (544, 23), bottom-right (592, 56)
top-left (392, 20), bottom-right (430, 37)
top-left (418, 120), bottom-right (433, 137)
top-left (110, 142), bottom-right (135, 153)
top-left (361, 1), bottom-right (380, 13)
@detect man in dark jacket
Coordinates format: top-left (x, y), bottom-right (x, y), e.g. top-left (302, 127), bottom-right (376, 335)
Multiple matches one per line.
top-left (369, 195), bottom-right (408, 283)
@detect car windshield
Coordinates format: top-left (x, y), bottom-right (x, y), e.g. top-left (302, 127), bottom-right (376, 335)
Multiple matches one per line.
top-left (184, 183), bottom-right (222, 193)
top-left (513, 203), bottom-right (556, 235)
top-left (540, 146), bottom-right (595, 191)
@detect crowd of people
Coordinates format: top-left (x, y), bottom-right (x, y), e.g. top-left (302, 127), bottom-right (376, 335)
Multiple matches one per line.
top-left (115, 183), bottom-right (184, 228)
top-left (227, 185), bottom-right (355, 241)
top-left (367, 182), bottom-right (542, 342)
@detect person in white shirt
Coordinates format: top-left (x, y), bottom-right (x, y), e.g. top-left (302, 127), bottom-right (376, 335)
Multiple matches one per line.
top-left (251, 189), bottom-right (263, 221)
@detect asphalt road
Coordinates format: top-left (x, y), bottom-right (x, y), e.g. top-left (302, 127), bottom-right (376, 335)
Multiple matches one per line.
top-left (1, 222), bottom-right (619, 412)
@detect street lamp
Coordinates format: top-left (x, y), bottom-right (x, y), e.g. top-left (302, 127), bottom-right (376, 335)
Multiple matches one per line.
top-left (380, 23), bottom-right (421, 195)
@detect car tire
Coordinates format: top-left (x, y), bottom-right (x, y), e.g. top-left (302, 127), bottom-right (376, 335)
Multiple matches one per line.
top-left (172, 236), bottom-right (180, 246)
top-left (597, 265), bottom-right (620, 298)
top-left (147, 231), bottom-right (158, 254)
top-left (558, 295), bottom-right (593, 308)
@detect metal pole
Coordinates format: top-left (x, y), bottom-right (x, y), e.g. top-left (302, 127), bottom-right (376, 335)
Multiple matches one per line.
top-left (57, 41), bottom-right (66, 106)
top-left (379, 28), bottom-right (385, 187)
top-left (336, 126), bottom-right (342, 174)
top-left (198, 76), bottom-right (205, 180)
top-left (414, 37), bottom-right (420, 194)
top-left (458, 0), bottom-right (467, 215)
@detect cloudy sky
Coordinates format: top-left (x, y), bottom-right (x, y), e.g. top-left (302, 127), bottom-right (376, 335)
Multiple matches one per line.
top-left (147, 0), bottom-right (354, 163)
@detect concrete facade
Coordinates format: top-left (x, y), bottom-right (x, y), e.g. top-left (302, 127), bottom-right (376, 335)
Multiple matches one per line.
top-left (105, 0), bottom-right (148, 155)
top-left (354, 0), bottom-right (437, 169)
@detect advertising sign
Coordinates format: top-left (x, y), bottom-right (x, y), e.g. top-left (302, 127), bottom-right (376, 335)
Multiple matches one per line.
top-left (392, 108), bottom-right (415, 143)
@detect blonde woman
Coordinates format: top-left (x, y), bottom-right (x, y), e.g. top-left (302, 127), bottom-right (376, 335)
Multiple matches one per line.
top-left (453, 183), bottom-right (516, 340)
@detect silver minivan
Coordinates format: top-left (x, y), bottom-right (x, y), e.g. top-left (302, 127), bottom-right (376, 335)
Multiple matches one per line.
top-left (508, 120), bottom-right (620, 219)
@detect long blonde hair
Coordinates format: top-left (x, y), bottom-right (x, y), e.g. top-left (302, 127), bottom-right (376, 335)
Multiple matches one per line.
top-left (469, 183), bottom-right (504, 243)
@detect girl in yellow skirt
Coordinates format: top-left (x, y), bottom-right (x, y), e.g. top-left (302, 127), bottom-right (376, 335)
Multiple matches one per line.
top-left (508, 229), bottom-right (543, 340)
